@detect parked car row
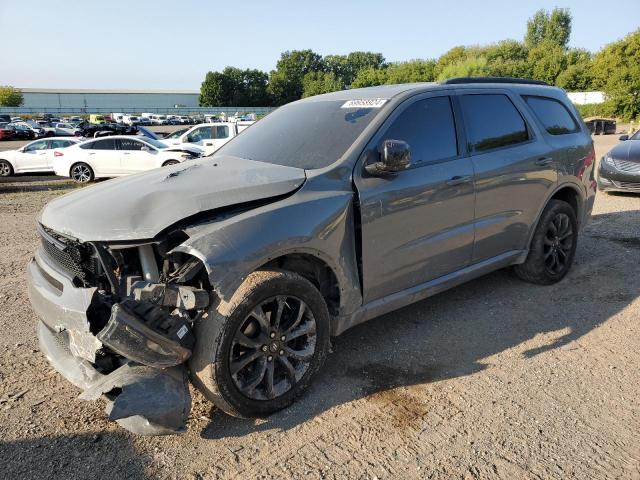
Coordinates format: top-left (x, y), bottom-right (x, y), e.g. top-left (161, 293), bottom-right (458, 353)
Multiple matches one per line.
top-left (0, 136), bottom-right (202, 181)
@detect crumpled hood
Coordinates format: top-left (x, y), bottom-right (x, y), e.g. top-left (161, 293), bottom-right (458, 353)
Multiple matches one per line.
top-left (608, 140), bottom-right (640, 162)
top-left (40, 156), bottom-right (306, 242)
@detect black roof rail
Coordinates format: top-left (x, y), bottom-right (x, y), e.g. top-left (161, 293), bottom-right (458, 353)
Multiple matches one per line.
top-left (441, 77), bottom-right (549, 86)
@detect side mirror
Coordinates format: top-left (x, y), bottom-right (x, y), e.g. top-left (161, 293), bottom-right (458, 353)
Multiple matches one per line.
top-left (365, 139), bottom-right (412, 176)
top-left (619, 134), bottom-right (629, 141)
top-left (183, 136), bottom-right (191, 143)
top-left (140, 146), bottom-right (150, 152)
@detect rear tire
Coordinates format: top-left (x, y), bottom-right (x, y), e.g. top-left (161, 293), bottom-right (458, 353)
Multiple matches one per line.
top-left (514, 199), bottom-right (578, 285)
top-left (190, 269), bottom-right (331, 418)
top-left (70, 162), bottom-right (94, 183)
top-left (0, 160), bottom-right (13, 177)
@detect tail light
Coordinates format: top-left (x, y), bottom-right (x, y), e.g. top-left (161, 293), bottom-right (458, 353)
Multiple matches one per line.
top-left (54, 151), bottom-right (63, 157)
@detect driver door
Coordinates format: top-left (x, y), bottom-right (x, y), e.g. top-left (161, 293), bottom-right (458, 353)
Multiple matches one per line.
top-left (15, 140), bottom-right (51, 172)
top-left (354, 94), bottom-right (476, 303)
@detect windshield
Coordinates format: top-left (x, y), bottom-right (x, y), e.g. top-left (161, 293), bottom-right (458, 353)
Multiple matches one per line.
top-left (631, 130), bottom-right (640, 141)
top-left (215, 99), bottom-right (381, 169)
top-left (165, 128), bottom-right (187, 139)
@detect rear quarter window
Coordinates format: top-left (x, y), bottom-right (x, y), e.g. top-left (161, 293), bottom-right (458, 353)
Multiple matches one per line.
top-left (524, 96), bottom-right (579, 135)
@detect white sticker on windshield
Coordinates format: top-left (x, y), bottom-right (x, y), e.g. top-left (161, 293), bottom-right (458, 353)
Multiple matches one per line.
top-left (341, 98), bottom-right (387, 109)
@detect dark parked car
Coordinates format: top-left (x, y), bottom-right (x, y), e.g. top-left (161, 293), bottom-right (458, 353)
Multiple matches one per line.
top-left (0, 114), bottom-right (11, 123)
top-left (598, 130), bottom-right (640, 192)
top-left (77, 122), bottom-right (137, 138)
top-left (27, 78), bottom-right (596, 436)
top-left (5, 123), bottom-right (36, 140)
top-left (584, 117), bottom-right (617, 135)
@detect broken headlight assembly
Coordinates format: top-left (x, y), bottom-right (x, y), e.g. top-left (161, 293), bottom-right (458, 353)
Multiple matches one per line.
top-left (83, 234), bottom-right (211, 369)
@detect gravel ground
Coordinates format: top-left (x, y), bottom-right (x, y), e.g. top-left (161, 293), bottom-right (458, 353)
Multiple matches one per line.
top-left (0, 135), bottom-right (639, 479)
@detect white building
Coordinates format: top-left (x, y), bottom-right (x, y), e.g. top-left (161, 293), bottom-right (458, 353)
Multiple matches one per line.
top-left (19, 88), bottom-right (200, 110)
top-left (567, 91), bottom-right (606, 105)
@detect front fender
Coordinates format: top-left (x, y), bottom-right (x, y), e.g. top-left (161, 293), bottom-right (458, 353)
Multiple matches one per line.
top-left (174, 189), bottom-right (362, 316)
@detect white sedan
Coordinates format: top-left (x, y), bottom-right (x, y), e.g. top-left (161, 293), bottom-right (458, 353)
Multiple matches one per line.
top-left (0, 137), bottom-right (80, 176)
top-left (52, 135), bottom-right (202, 183)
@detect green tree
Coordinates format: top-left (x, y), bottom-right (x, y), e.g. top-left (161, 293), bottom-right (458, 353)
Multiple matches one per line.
top-left (200, 68), bottom-right (270, 107)
top-left (527, 40), bottom-right (568, 84)
top-left (437, 57), bottom-right (491, 81)
top-left (525, 8), bottom-right (572, 49)
top-left (268, 50), bottom-right (325, 105)
top-left (556, 48), bottom-right (594, 90)
top-left (302, 71), bottom-right (344, 97)
top-left (0, 86), bottom-right (23, 107)
top-left (434, 46), bottom-right (473, 78)
top-left (324, 52), bottom-right (386, 87)
top-left (592, 30), bottom-right (640, 119)
top-left (352, 60), bottom-right (436, 88)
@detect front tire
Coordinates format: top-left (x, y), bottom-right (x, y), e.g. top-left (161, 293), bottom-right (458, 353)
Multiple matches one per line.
top-left (70, 162), bottom-right (94, 183)
top-left (0, 160), bottom-right (13, 177)
top-left (162, 160), bottom-right (180, 167)
top-left (514, 199), bottom-right (578, 285)
top-left (190, 270), bottom-right (330, 418)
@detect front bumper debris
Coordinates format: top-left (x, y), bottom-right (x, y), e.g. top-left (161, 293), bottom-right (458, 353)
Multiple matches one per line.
top-left (97, 300), bottom-right (195, 368)
top-left (28, 252), bottom-right (194, 435)
top-left (79, 362), bottom-right (191, 436)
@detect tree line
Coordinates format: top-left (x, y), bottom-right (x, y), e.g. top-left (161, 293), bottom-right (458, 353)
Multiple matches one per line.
top-left (200, 8), bottom-right (640, 120)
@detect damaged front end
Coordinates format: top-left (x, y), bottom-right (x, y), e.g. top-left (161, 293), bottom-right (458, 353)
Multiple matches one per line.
top-left (28, 224), bottom-right (211, 435)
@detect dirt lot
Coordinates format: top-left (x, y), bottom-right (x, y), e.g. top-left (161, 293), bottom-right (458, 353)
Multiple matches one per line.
top-left (0, 135), bottom-right (639, 480)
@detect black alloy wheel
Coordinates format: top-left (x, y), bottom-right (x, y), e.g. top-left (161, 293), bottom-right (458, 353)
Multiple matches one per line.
top-left (229, 295), bottom-right (317, 401)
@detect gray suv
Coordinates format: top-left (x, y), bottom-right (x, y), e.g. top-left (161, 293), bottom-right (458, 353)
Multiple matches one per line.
top-left (27, 78), bottom-right (596, 435)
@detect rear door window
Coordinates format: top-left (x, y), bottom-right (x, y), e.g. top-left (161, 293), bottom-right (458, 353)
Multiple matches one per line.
top-left (459, 94), bottom-right (529, 152)
top-left (117, 138), bottom-right (145, 150)
top-left (382, 96), bottom-right (458, 164)
top-left (213, 125), bottom-right (229, 139)
top-left (524, 96), bottom-right (579, 135)
top-left (48, 139), bottom-right (72, 149)
top-left (25, 140), bottom-right (49, 151)
top-left (86, 138), bottom-right (116, 150)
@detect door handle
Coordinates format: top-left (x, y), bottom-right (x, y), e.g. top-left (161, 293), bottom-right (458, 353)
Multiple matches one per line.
top-left (123, 152), bottom-right (131, 155)
top-left (446, 175), bottom-right (472, 186)
top-left (536, 157), bottom-right (553, 166)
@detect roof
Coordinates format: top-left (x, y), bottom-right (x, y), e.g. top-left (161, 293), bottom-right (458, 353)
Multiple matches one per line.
top-left (20, 88), bottom-right (200, 95)
top-left (300, 78), bottom-right (562, 104)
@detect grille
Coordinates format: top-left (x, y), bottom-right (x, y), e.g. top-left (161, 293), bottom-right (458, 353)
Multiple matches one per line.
top-left (613, 159), bottom-right (640, 174)
top-left (39, 225), bottom-right (96, 284)
top-left (612, 180), bottom-right (640, 191)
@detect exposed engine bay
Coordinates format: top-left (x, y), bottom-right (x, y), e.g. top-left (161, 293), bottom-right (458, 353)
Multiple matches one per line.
top-left (35, 224), bottom-right (212, 434)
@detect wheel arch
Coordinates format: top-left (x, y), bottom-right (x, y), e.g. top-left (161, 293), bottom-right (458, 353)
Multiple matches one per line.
top-left (0, 158), bottom-right (15, 174)
top-left (69, 161), bottom-right (94, 180)
top-left (259, 253), bottom-right (341, 317)
top-left (524, 182), bottom-right (584, 252)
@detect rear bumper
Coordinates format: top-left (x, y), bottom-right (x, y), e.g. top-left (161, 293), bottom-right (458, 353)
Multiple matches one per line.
top-left (27, 251), bottom-right (191, 435)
